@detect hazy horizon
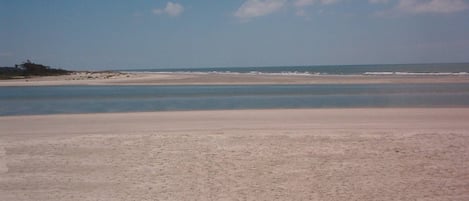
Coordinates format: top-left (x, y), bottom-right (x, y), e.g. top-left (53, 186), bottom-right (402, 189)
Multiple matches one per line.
top-left (1, 0), bottom-right (469, 70)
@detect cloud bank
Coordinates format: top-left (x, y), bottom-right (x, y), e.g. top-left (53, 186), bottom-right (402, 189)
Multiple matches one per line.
top-left (396, 0), bottom-right (468, 14)
top-left (234, 0), bottom-right (469, 20)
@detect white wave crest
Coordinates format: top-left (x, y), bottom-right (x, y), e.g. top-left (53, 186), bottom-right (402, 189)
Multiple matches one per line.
top-left (363, 72), bottom-right (469, 76)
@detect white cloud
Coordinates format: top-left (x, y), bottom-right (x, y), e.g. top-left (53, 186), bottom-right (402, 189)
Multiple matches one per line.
top-left (396, 0), bottom-right (468, 14)
top-left (234, 0), bottom-right (287, 19)
top-left (153, 2), bottom-right (184, 17)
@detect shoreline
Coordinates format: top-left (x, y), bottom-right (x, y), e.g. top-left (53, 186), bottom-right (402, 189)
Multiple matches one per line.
top-left (1, 108), bottom-right (469, 200)
top-left (1, 106), bottom-right (469, 117)
top-left (3, 107), bottom-right (469, 141)
top-left (1, 71), bottom-right (469, 86)
top-left (2, 107), bottom-right (469, 123)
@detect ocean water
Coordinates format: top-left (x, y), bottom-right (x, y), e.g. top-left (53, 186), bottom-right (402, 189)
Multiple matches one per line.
top-left (1, 84), bottom-right (469, 116)
top-left (123, 63), bottom-right (469, 75)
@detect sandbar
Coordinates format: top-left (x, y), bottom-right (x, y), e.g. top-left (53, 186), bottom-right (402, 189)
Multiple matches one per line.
top-left (1, 71), bottom-right (469, 86)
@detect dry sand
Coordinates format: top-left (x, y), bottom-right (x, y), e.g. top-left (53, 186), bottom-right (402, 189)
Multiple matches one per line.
top-left (1, 71), bottom-right (469, 86)
top-left (1, 108), bottom-right (469, 201)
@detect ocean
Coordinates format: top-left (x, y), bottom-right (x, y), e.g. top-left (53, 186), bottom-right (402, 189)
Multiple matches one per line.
top-left (1, 83), bottom-right (469, 116)
top-left (122, 63), bottom-right (469, 75)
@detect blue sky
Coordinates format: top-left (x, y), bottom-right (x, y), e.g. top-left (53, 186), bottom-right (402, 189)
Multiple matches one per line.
top-left (1, 0), bottom-right (469, 70)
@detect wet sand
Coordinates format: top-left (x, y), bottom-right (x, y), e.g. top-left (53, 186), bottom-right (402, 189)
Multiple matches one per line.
top-left (1, 108), bottom-right (469, 201)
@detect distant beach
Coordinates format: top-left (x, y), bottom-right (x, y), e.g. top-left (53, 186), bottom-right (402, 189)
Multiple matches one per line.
top-left (1, 70), bottom-right (469, 87)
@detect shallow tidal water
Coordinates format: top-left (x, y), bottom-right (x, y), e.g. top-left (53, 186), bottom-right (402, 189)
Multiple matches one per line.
top-left (1, 83), bottom-right (469, 116)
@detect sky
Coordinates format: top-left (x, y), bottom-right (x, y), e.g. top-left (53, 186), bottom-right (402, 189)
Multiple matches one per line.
top-left (1, 0), bottom-right (469, 70)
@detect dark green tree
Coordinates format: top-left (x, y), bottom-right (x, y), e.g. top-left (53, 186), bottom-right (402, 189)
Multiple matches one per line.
top-left (18, 60), bottom-right (69, 76)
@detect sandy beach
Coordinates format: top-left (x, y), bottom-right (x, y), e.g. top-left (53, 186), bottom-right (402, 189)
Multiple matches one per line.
top-left (1, 108), bottom-right (469, 201)
top-left (1, 71), bottom-right (469, 86)
top-left (3, 1), bottom-right (469, 200)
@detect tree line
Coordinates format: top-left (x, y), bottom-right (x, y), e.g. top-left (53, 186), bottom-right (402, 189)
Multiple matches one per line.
top-left (0, 60), bottom-right (70, 79)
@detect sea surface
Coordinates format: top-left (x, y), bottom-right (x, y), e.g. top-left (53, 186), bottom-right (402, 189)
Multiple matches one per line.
top-left (122, 63), bottom-right (469, 75)
top-left (1, 84), bottom-right (469, 116)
